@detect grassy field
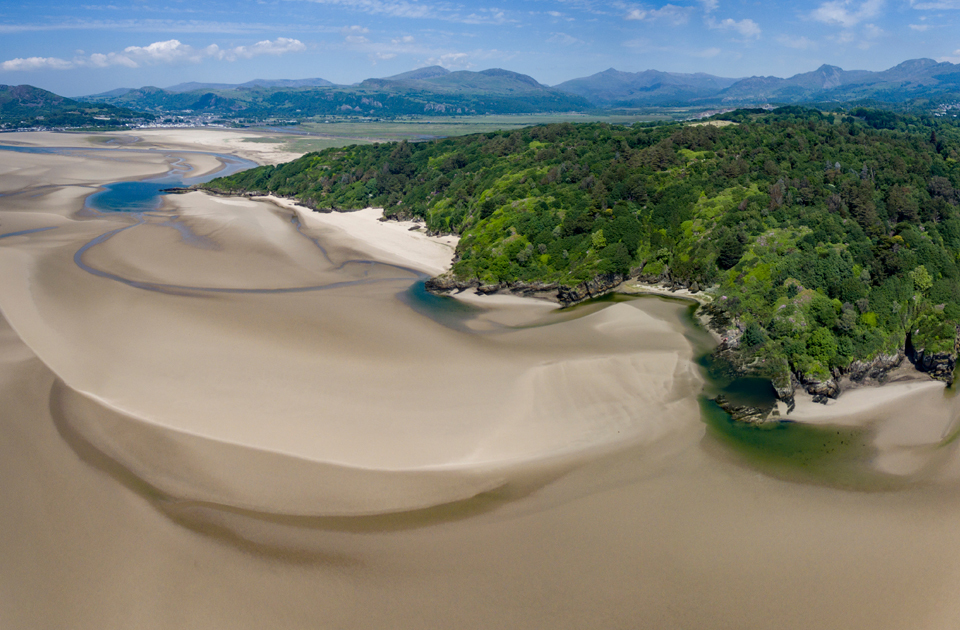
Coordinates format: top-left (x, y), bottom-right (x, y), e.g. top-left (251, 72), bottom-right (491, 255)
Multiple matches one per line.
top-left (241, 110), bottom-right (705, 154)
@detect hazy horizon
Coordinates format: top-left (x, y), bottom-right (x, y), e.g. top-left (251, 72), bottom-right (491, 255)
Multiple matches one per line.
top-left (2, 0), bottom-right (960, 97)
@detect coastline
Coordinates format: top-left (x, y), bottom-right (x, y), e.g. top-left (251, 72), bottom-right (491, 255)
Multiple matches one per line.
top-left (246, 194), bottom-right (949, 419)
top-left (3, 131), bottom-right (960, 630)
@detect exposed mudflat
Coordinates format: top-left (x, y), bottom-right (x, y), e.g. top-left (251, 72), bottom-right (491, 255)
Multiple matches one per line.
top-left (2, 130), bottom-right (960, 630)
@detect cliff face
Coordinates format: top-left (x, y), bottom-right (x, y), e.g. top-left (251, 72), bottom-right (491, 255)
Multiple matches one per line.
top-left (903, 324), bottom-right (960, 383)
top-left (910, 350), bottom-right (957, 381)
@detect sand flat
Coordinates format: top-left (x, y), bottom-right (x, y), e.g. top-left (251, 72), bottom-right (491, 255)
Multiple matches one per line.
top-left (5, 128), bottom-right (305, 165)
top-left (2, 131), bottom-right (960, 629)
top-left (0, 136), bottom-right (706, 514)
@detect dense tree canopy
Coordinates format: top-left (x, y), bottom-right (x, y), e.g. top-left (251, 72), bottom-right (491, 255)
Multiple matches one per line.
top-left (205, 107), bottom-right (960, 382)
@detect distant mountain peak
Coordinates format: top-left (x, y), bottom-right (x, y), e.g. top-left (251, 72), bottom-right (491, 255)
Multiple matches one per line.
top-left (894, 58), bottom-right (937, 68)
top-left (381, 66), bottom-right (450, 81)
top-left (478, 68), bottom-right (542, 87)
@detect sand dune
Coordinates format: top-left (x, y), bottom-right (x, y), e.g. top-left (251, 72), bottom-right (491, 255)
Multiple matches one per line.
top-left (3, 130), bottom-right (960, 630)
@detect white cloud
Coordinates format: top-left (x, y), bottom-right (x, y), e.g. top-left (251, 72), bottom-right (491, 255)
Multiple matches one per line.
top-left (548, 32), bottom-right (583, 45)
top-left (708, 17), bottom-right (761, 38)
top-left (461, 10), bottom-right (508, 25)
top-left (811, 0), bottom-right (884, 27)
top-left (908, 23), bottom-right (930, 30)
top-left (391, 35), bottom-right (415, 44)
top-left (307, 0), bottom-right (434, 20)
top-left (0, 56), bottom-right (74, 71)
top-left (121, 39), bottom-right (211, 65)
top-left (545, 9), bottom-right (574, 21)
top-left (424, 52), bottom-right (470, 69)
top-left (624, 4), bottom-right (692, 25)
top-left (692, 47), bottom-right (722, 57)
top-left (699, 0), bottom-right (719, 12)
top-left (939, 49), bottom-right (960, 63)
top-left (777, 34), bottom-right (817, 49)
top-left (224, 37), bottom-right (307, 59)
top-left (0, 37), bottom-right (306, 72)
top-left (302, 0), bottom-right (512, 24)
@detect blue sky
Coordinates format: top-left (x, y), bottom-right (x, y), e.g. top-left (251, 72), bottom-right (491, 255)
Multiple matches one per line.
top-left (1, 0), bottom-right (959, 96)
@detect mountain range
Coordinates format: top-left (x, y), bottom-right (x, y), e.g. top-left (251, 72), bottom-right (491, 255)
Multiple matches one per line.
top-left (79, 66), bottom-right (591, 119)
top-left (553, 68), bottom-right (742, 106)
top-left (553, 58), bottom-right (960, 107)
top-left (7, 58), bottom-right (960, 127)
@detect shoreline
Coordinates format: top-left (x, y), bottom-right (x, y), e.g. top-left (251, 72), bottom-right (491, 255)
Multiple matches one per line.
top-left (4, 130), bottom-right (960, 630)
top-left (239, 195), bottom-right (948, 420)
top-left (255, 197), bottom-right (951, 423)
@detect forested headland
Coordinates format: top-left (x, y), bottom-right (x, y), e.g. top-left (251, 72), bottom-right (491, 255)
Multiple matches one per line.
top-left (202, 107), bottom-right (960, 404)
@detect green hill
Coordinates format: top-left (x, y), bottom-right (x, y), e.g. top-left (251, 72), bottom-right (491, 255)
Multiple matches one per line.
top-left (203, 107), bottom-right (960, 404)
top-left (0, 84), bottom-right (151, 129)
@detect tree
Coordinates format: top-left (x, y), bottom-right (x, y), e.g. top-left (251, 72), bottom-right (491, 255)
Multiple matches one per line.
top-left (886, 185), bottom-right (919, 223)
top-left (806, 328), bottom-right (838, 364)
top-left (717, 233), bottom-right (743, 270)
top-left (910, 265), bottom-right (933, 295)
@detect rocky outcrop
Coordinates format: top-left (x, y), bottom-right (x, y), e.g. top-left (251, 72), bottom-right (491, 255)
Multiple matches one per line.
top-left (797, 374), bottom-right (840, 404)
top-left (796, 352), bottom-right (907, 403)
top-left (906, 328), bottom-right (959, 384)
top-left (556, 273), bottom-right (625, 306)
top-left (713, 395), bottom-right (781, 425)
top-left (378, 209), bottom-right (419, 223)
top-left (424, 274), bottom-right (561, 301)
top-left (770, 371), bottom-right (796, 413)
top-left (909, 349), bottom-right (956, 383)
top-left (845, 352), bottom-right (904, 384)
top-left (503, 280), bottom-right (561, 298)
top-left (427, 272), bottom-right (622, 306)
top-left (424, 273), bottom-right (478, 293)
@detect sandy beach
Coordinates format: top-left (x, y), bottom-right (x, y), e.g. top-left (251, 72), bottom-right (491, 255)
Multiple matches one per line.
top-left (3, 127), bottom-right (305, 165)
top-left (3, 129), bottom-right (960, 629)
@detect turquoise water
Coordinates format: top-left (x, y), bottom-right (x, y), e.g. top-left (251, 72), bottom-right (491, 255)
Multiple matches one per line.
top-left (0, 145), bottom-right (255, 213)
top-left (85, 154), bottom-right (255, 213)
top-left (87, 181), bottom-right (172, 213)
top-left (398, 281), bottom-right (482, 333)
